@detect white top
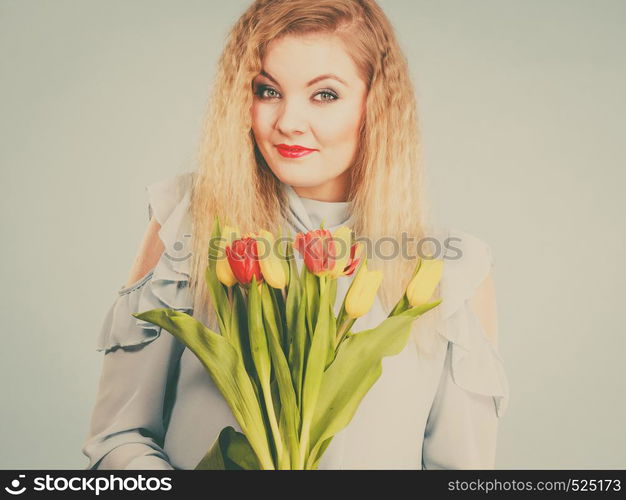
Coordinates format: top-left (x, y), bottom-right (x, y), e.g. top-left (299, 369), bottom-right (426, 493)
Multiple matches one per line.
top-left (82, 171), bottom-right (509, 470)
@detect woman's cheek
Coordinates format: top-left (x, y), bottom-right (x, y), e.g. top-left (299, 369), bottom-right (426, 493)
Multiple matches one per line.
top-left (307, 118), bottom-right (333, 147)
top-left (252, 105), bottom-right (273, 136)
top-left (321, 122), bottom-right (348, 150)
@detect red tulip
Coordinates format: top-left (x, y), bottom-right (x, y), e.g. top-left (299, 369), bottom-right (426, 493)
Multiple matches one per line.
top-left (293, 229), bottom-right (336, 276)
top-left (226, 236), bottom-right (263, 285)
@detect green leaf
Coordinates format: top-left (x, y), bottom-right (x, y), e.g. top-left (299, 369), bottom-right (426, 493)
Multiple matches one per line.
top-left (225, 429), bottom-right (262, 470)
top-left (335, 302), bottom-right (347, 331)
top-left (326, 277), bottom-right (339, 367)
top-left (288, 291), bottom-right (307, 411)
top-left (261, 283), bottom-right (300, 466)
top-left (388, 258), bottom-right (423, 318)
top-left (309, 435), bottom-right (334, 470)
top-left (232, 285), bottom-right (255, 380)
top-left (307, 300), bottom-right (443, 463)
top-left (205, 217), bottom-right (232, 337)
top-left (303, 266), bottom-right (319, 337)
top-left (298, 276), bottom-right (332, 466)
top-left (329, 277), bottom-right (338, 313)
top-left (325, 287), bottom-right (337, 370)
top-left (248, 277), bottom-right (271, 387)
top-left (285, 243), bottom-right (301, 338)
top-left (228, 287), bottom-right (243, 358)
top-left (269, 378), bottom-right (282, 446)
top-left (269, 286), bottom-right (287, 354)
top-left (132, 308), bottom-right (274, 469)
top-left (331, 315), bottom-right (356, 366)
top-left (388, 292), bottom-right (410, 318)
top-left (195, 426), bottom-right (260, 470)
top-left (248, 277), bottom-right (284, 468)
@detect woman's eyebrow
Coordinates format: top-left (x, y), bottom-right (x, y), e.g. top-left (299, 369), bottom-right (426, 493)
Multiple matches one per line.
top-left (259, 69), bottom-right (348, 87)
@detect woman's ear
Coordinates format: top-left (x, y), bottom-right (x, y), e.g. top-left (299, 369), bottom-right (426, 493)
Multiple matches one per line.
top-left (469, 271), bottom-right (499, 350)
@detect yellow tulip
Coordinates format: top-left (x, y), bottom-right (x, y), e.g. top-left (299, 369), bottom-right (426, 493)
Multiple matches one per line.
top-left (345, 261), bottom-right (383, 319)
top-left (406, 256), bottom-right (444, 307)
top-left (216, 224), bottom-right (238, 287)
top-left (256, 229), bottom-right (288, 289)
top-left (328, 226), bottom-right (350, 278)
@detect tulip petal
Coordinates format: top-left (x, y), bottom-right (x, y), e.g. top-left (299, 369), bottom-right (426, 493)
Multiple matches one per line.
top-left (406, 257), bottom-right (444, 307)
top-left (329, 226), bottom-right (352, 278)
top-left (345, 261), bottom-right (383, 319)
top-left (294, 229), bottom-right (337, 276)
top-left (257, 229), bottom-right (287, 289)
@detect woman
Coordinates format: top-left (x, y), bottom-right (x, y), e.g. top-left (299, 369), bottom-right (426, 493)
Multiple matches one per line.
top-left (82, 0), bottom-right (509, 469)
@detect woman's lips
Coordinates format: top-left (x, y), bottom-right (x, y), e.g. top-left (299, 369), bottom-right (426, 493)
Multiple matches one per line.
top-left (275, 144), bottom-right (317, 158)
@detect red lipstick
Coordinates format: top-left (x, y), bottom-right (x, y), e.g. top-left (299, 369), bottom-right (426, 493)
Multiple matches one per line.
top-left (275, 144), bottom-right (317, 158)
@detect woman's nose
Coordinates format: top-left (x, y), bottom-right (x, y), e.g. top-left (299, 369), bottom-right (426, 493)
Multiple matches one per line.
top-left (275, 99), bottom-right (308, 136)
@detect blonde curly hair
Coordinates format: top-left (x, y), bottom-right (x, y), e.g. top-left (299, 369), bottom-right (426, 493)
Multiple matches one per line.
top-left (189, 0), bottom-right (433, 331)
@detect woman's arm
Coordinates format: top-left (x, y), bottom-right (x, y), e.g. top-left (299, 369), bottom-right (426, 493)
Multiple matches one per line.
top-left (469, 273), bottom-right (499, 350)
top-left (422, 272), bottom-right (502, 469)
top-left (85, 326), bottom-right (181, 469)
top-left (124, 217), bottom-right (164, 289)
top-left (82, 219), bottom-right (180, 470)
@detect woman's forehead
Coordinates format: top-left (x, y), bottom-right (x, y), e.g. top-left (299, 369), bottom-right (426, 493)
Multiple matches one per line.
top-left (259, 33), bottom-right (362, 86)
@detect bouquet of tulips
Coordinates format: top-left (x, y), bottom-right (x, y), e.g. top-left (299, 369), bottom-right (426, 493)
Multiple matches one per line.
top-left (133, 216), bottom-right (444, 469)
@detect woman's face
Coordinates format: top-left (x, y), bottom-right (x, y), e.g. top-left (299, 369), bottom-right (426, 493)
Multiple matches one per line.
top-left (251, 32), bottom-right (368, 202)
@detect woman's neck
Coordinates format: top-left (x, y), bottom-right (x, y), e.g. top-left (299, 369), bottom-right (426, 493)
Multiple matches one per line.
top-left (290, 171), bottom-right (352, 202)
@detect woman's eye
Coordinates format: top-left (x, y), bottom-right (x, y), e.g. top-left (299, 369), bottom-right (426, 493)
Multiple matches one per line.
top-left (254, 85), bottom-right (338, 103)
top-left (314, 90), bottom-right (339, 103)
top-left (256, 86), bottom-right (279, 99)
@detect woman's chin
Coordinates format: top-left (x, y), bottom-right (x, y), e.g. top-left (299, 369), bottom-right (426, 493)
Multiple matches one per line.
top-left (270, 168), bottom-right (328, 189)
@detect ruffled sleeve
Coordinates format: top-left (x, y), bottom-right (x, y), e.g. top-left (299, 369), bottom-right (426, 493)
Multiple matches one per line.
top-left (422, 227), bottom-right (510, 469)
top-left (82, 171), bottom-right (195, 470)
top-left (95, 171), bottom-right (195, 353)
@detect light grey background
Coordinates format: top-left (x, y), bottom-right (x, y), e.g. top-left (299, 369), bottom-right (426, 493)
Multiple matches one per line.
top-left (1, 0), bottom-right (624, 469)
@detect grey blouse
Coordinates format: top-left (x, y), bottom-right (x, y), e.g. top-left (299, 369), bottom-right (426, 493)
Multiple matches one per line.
top-left (81, 171), bottom-right (509, 470)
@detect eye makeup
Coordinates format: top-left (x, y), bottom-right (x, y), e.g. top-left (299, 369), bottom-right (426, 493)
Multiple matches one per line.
top-left (253, 83), bottom-right (339, 103)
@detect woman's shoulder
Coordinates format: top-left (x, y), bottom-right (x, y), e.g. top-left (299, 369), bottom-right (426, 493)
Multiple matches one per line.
top-left (425, 224), bottom-right (508, 418)
top-left (423, 224), bottom-right (494, 311)
top-left (423, 222), bottom-right (496, 344)
top-left (146, 170), bottom-right (195, 225)
top-left (144, 170), bottom-right (195, 265)
top-left (96, 171), bottom-right (196, 354)
top-left (438, 226), bottom-right (494, 316)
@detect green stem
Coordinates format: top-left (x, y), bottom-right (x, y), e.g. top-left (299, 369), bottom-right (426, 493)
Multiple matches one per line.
top-left (334, 319), bottom-right (350, 348)
top-left (335, 316), bottom-right (356, 350)
top-left (246, 427), bottom-right (276, 470)
top-left (298, 419), bottom-right (311, 470)
top-left (297, 275), bottom-right (328, 468)
top-left (261, 380), bottom-right (286, 469)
